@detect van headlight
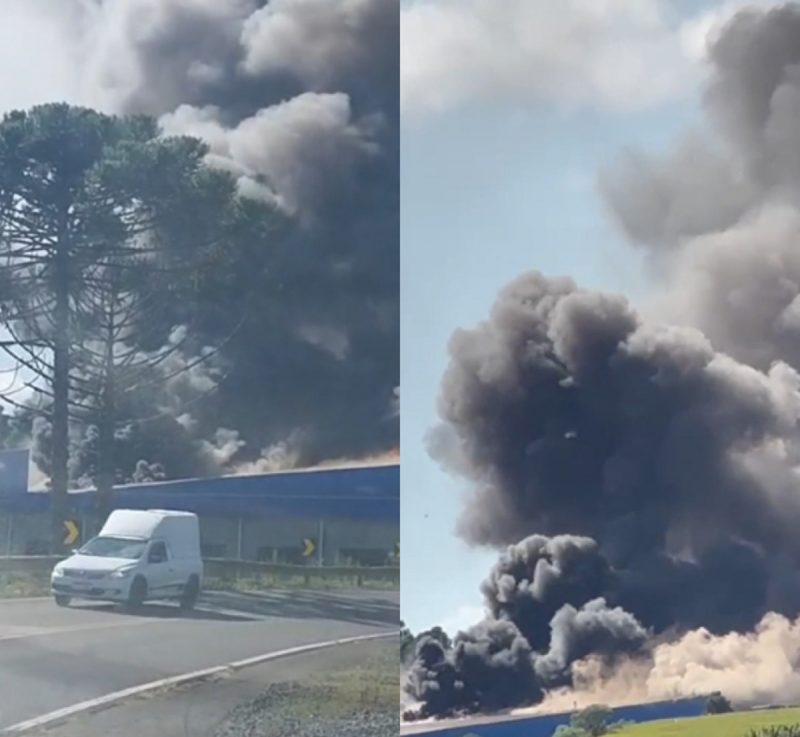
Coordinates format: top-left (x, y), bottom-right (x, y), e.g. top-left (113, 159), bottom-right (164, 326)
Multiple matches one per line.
top-left (111, 567), bottom-right (134, 578)
top-left (52, 567), bottom-right (64, 578)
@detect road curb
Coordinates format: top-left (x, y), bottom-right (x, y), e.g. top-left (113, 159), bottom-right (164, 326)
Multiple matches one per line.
top-left (1, 630), bottom-right (399, 734)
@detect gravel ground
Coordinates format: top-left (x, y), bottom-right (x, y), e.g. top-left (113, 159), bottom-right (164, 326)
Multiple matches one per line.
top-left (212, 641), bottom-right (398, 737)
top-left (19, 637), bottom-right (399, 737)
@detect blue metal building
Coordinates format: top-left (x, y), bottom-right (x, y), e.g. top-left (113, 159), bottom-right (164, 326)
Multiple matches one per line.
top-left (0, 451), bottom-right (399, 563)
top-left (0, 462), bottom-right (399, 522)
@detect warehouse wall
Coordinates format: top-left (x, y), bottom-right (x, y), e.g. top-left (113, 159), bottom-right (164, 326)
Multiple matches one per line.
top-left (0, 509), bottom-right (399, 566)
top-left (201, 515), bottom-right (398, 565)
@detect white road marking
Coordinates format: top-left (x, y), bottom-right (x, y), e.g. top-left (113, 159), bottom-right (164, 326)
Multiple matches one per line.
top-left (1, 630), bottom-right (399, 734)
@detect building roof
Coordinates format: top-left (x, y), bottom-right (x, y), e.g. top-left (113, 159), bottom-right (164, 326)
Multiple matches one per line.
top-left (0, 463), bottom-right (399, 521)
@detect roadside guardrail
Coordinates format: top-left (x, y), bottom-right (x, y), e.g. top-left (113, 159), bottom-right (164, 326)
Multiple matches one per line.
top-left (0, 555), bottom-right (400, 588)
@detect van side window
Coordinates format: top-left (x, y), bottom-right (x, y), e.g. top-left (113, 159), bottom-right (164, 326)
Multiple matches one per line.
top-left (149, 541), bottom-right (168, 563)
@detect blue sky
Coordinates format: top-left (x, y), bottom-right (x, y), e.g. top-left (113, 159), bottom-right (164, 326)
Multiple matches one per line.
top-left (400, 0), bottom-right (769, 634)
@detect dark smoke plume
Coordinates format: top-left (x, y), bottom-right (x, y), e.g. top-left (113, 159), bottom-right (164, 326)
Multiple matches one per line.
top-left (430, 273), bottom-right (800, 564)
top-left (407, 3), bottom-right (800, 720)
top-left (405, 272), bottom-right (800, 718)
top-left (407, 620), bottom-right (543, 719)
top-left (405, 542), bottom-right (649, 720)
top-left (1, 0), bottom-right (398, 479)
top-left (534, 598), bottom-right (647, 687)
top-left (480, 535), bottom-right (614, 650)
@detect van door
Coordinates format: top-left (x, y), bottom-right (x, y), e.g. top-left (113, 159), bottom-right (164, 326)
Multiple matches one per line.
top-left (145, 540), bottom-right (174, 596)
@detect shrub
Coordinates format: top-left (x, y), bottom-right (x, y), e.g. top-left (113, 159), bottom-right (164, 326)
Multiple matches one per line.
top-left (570, 705), bottom-right (614, 737)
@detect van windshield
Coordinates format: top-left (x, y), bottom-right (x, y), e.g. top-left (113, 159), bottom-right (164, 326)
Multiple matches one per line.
top-left (79, 537), bottom-right (146, 560)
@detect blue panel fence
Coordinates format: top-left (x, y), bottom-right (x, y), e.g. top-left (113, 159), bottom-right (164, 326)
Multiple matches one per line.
top-left (403, 698), bottom-right (708, 737)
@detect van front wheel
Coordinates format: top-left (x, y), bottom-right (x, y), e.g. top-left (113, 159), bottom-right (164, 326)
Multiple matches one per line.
top-left (180, 575), bottom-right (199, 611)
top-left (127, 576), bottom-right (147, 609)
top-left (54, 595), bottom-right (71, 607)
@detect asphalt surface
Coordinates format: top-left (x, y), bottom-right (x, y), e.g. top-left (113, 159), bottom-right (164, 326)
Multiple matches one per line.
top-left (0, 589), bottom-right (399, 731)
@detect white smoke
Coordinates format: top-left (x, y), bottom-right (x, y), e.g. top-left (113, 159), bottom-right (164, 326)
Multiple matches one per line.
top-left (537, 611), bottom-right (800, 712)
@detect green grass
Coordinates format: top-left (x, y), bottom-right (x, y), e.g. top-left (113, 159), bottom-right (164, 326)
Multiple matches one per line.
top-left (618, 708), bottom-right (800, 737)
top-left (208, 572), bottom-right (398, 593)
top-left (269, 639), bottom-right (398, 718)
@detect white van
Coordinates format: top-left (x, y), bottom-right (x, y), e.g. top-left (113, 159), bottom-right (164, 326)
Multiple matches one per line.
top-left (50, 509), bottom-right (204, 610)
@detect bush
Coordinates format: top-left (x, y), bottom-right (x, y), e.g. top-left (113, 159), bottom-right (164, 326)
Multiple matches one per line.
top-left (571, 705), bottom-right (614, 737)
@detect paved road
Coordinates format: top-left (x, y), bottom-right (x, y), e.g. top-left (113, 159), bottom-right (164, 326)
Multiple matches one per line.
top-left (0, 589), bottom-right (399, 730)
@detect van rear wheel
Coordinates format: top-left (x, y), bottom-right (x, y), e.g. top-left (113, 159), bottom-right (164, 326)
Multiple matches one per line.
top-left (180, 575), bottom-right (199, 610)
top-left (127, 576), bottom-right (147, 609)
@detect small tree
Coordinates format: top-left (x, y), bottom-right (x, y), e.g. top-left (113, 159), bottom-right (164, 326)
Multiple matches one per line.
top-left (570, 705), bottom-right (614, 737)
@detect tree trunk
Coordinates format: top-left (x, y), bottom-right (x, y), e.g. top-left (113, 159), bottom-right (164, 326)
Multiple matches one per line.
top-left (95, 296), bottom-right (116, 526)
top-left (50, 213), bottom-right (70, 554)
top-left (95, 409), bottom-right (114, 525)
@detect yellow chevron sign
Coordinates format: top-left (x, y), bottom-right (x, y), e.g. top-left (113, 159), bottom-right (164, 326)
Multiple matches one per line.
top-left (302, 537), bottom-right (316, 557)
top-left (63, 520), bottom-right (80, 546)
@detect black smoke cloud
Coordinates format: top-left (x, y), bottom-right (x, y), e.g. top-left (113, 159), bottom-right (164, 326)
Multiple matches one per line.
top-left (405, 541), bottom-right (648, 720)
top-left (407, 621), bottom-right (543, 719)
top-left (407, 4), bottom-right (800, 720)
top-left (431, 273), bottom-right (800, 561)
top-left (8, 0), bottom-right (398, 479)
top-left (480, 535), bottom-right (614, 650)
top-left (405, 273), bottom-right (800, 719)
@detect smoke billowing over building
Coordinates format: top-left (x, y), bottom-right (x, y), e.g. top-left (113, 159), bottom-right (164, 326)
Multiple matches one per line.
top-left (405, 3), bottom-right (800, 721)
top-left (0, 0), bottom-right (398, 481)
